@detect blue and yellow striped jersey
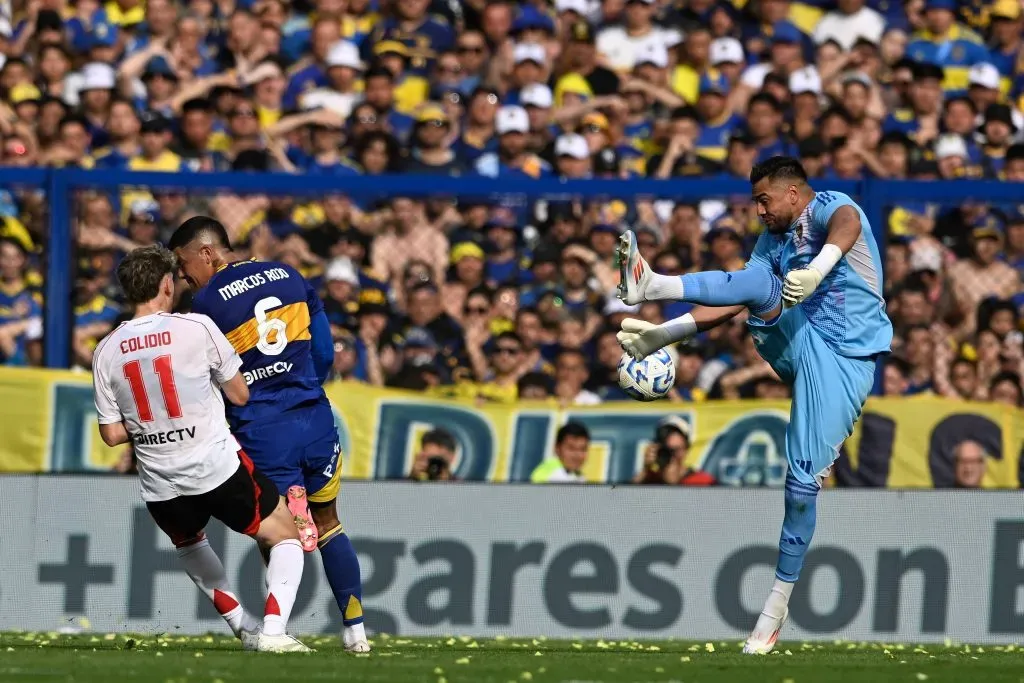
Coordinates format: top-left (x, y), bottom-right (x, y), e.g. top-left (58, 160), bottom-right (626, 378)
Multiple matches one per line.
top-left (191, 259), bottom-right (326, 428)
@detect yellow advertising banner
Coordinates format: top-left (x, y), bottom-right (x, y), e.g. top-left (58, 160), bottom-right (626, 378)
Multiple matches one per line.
top-left (1, 367), bottom-right (1020, 488)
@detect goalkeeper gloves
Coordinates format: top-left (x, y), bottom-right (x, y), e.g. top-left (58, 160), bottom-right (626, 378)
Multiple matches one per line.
top-left (781, 267), bottom-right (824, 307)
top-left (616, 318), bottom-right (671, 361)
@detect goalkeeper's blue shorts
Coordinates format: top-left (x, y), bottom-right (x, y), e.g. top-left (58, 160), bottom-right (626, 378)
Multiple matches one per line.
top-left (748, 305), bottom-right (877, 486)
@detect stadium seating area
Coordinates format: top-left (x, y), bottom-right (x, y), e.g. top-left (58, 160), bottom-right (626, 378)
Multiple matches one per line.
top-left (0, 0), bottom-right (1021, 409)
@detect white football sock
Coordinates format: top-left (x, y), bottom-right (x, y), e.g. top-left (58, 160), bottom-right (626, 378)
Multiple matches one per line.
top-left (644, 273), bottom-right (685, 301)
top-left (751, 579), bottom-right (794, 636)
top-left (343, 623), bottom-right (367, 647)
top-left (177, 537), bottom-right (255, 636)
top-left (263, 539), bottom-right (304, 636)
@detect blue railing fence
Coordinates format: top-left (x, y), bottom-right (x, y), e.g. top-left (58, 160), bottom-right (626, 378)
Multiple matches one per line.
top-left (0, 167), bottom-right (1013, 367)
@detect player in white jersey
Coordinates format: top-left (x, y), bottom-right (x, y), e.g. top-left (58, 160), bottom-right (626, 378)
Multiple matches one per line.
top-left (92, 245), bottom-right (310, 654)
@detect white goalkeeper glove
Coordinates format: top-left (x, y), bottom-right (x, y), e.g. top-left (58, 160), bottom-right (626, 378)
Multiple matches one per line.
top-left (783, 244), bottom-right (843, 307)
top-left (782, 267), bottom-right (824, 307)
top-left (616, 318), bottom-right (671, 361)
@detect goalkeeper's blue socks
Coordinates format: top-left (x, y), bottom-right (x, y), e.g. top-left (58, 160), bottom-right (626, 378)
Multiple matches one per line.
top-left (318, 525), bottom-right (365, 629)
top-left (679, 269), bottom-right (783, 317)
top-left (776, 472), bottom-right (819, 582)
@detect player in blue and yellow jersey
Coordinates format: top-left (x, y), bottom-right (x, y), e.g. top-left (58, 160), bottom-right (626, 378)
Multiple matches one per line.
top-left (906, 0), bottom-right (989, 95)
top-left (616, 156), bottom-right (891, 655)
top-left (169, 216), bottom-right (370, 653)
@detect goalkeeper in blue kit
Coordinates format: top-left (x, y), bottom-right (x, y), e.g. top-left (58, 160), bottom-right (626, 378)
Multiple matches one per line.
top-left (616, 157), bottom-right (892, 653)
top-left (169, 217), bottom-right (369, 653)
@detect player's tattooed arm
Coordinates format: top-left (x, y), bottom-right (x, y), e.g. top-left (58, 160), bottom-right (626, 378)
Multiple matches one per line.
top-left (783, 206), bottom-right (862, 307)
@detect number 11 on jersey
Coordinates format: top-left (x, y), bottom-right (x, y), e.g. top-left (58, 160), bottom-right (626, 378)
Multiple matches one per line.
top-left (123, 354), bottom-right (183, 422)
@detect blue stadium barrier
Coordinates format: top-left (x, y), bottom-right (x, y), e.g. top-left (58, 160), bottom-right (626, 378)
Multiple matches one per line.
top-left (0, 167), bottom-right (1009, 368)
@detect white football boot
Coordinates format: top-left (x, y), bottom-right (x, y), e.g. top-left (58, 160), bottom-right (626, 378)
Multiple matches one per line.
top-left (616, 230), bottom-right (653, 305)
top-left (256, 633), bottom-right (313, 653)
top-left (343, 623), bottom-right (371, 653)
top-left (742, 607), bottom-right (789, 655)
top-left (240, 624), bottom-right (261, 651)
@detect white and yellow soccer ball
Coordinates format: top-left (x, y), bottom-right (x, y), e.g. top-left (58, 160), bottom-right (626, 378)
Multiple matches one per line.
top-left (617, 348), bottom-right (676, 401)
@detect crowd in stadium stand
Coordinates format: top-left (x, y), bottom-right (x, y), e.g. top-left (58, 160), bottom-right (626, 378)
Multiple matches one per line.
top-left (0, 0), bottom-right (1021, 409)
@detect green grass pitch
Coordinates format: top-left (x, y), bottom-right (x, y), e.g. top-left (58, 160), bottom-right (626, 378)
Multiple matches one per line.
top-left (2, 632), bottom-right (1023, 683)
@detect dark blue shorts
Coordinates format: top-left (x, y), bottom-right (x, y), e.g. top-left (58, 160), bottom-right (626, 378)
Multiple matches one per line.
top-left (232, 400), bottom-right (342, 503)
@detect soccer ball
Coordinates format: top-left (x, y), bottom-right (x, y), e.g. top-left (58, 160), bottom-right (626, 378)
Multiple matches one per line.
top-left (617, 348), bottom-right (676, 401)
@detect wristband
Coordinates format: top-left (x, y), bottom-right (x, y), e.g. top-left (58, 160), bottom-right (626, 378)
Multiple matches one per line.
top-left (808, 243), bottom-right (843, 278)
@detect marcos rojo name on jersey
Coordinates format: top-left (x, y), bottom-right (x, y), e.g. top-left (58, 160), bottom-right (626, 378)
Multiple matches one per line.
top-left (134, 426), bottom-right (197, 445)
top-left (217, 267), bottom-right (291, 301)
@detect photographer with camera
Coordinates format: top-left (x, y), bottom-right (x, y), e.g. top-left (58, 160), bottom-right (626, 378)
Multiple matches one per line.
top-left (409, 428), bottom-right (459, 482)
top-left (634, 416), bottom-right (717, 485)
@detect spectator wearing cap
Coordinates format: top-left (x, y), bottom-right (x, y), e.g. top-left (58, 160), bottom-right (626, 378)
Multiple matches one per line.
top-left (508, 42), bottom-right (549, 105)
top-left (442, 242), bottom-right (487, 321)
top-left (558, 20), bottom-right (620, 97)
top-left (705, 223), bottom-right (747, 271)
top-left (692, 70), bottom-right (742, 163)
top-left (649, 105), bottom-right (722, 177)
top-left (372, 40), bottom-right (429, 115)
top-left (300, 39), bottom-right (364, 118)
top-left (74, 63), bottom-right (117, 148)
top-left (948, 215), bottom-right (1021, 339)
top-left (483, 207), bottom-right (525, 286)
top-left (966, 63), bottom-right (1005, 123)
top-left (554, 133), bottom-right (592, 178)
top-left (934, 132), bottom-right (980, 179)
top-left (123, 199), bottom-right (160, 247)
top-left (136, 56), bottom-right (180, 115)
top-left (745, 92), bottom-right (798, 162)
top-left (813, 0), bottom-right (885, 50)
top-left (130, 111), bottom-right (185, 172)
top-left (403, 103), bottom-right (465, 176)
top-left (476, 105), bottom-right (553, 179)
top-left (988, 0), bottom-right (1021, 89)
top-left (452, 86), bottom-right (500, 164)
top-left (8, 83), bottom-right (41, 127)
top-left (739, 21), bottom-right (809, 94)
top-left (322, 256), bottom-right (362, 334)
top-left (392, 281), bottom-right (467, 370)
top-left (883, 62), bottom-right (944, 147)
top-left (789, 67), bottom-right (824, 138)
top-left (282, 17), bottom-right (341, 108)
top-left (368, 0), bottom-right (455, 76)
top-left (978, 104), bottom-right (1017, 176)
top-left (520, 83), bottom-right (555, 149)
top-left (907, 0), bottom-right (989, 94)
top-left (559, 243), bottom-right (605, 321)
top-left (329, 330), bottom-right (376, 384)
top-left (596, 0), bottom-right (679, 72)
